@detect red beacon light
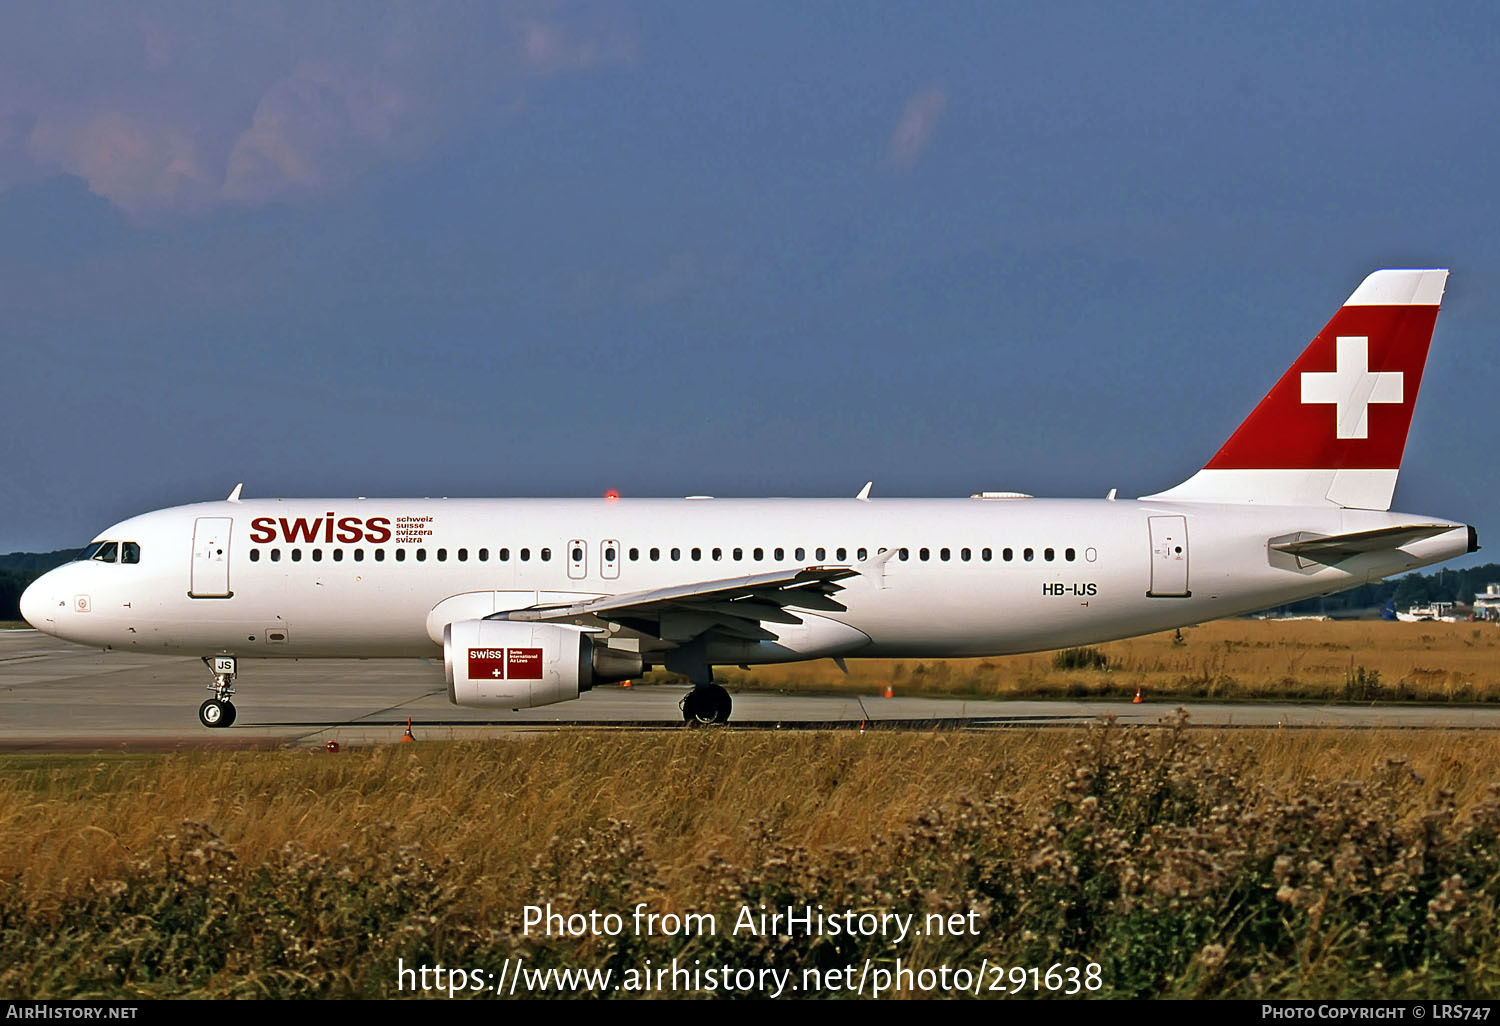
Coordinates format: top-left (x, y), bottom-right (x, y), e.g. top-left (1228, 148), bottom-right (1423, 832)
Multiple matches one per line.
top-left (605, 489), bottom-right (620, 502)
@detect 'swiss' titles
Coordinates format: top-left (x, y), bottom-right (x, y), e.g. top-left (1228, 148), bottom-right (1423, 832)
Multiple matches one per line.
top-left (248, 514), bottom-right (405, 545)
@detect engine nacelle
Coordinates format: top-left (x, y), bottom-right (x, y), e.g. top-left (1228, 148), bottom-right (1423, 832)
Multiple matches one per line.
top-left (443, 619), bottom-right (641, 709)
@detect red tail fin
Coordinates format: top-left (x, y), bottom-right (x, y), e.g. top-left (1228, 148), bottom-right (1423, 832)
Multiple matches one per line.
top-left (1144, 269), bottom-right (1447, 510)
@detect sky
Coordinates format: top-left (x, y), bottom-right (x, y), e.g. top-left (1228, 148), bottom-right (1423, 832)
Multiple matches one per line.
top-left (2, 1), bottom-right (1498, 563)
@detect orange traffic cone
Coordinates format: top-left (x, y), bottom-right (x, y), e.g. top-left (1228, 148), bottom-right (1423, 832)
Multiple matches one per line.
top-left (1132, 687), bottom-right (1144, 704)
top-left (620, 679), bottom-right (633, 688)
top-left (883, 684), bottom-right (894, 699)
top-left (401, 717), bottom-right (416, 742)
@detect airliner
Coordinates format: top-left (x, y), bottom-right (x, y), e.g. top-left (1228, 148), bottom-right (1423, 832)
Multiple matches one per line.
top-left (20, 268), bottom-right (1475, 727)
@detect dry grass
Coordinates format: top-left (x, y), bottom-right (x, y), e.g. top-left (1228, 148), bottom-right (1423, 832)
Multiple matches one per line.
top-left (3, 726), bottom-right (1500, 998)
top-left (0, 732), bottom-right (1064, 911)
top-left (690, 619), bottom-right (1500, 703)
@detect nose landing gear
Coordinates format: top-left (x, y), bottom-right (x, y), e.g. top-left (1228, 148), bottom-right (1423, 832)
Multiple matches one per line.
top-left (199, 654), bottom-right (238, 728)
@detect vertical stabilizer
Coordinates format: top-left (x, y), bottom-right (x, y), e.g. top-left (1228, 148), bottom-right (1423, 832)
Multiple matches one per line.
top-left (1142, 268), bottom-right (1447, 510)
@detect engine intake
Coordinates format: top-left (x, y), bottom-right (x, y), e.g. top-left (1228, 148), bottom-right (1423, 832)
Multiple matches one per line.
top-left (443, 619), bottom-right (641, 709)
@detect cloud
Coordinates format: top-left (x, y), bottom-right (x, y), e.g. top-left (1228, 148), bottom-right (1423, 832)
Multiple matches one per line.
top-left (222, 62), bottom-right (417, 205)
top-left (0, 3), bottom-right (631, 219)
top-left (888, 85), bottom-right (948, 168)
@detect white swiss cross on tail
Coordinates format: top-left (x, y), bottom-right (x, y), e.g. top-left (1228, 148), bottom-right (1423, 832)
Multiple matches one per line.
top-left (1299, 336), bottom-right (1403, 440)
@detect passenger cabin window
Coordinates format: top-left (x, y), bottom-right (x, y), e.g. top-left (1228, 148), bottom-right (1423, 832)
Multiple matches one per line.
top-left (374, 549), bottom-right (385, 562)
top-left (250, 549), bottom-right (260, 562)
top-left (982, 548), bottom-right (992, 561)
top-left (650, 548), bottom-right (661, 561)
top-left (437, 548), bottom-right (448, 561)
top-left (754, 547), bottom-right (765, 560)
top-left (395, 549), bottom-right (406, 562)
top-left (1065, 548), bottom-right (1076, 561)
top-left (1003, 548), bottom-right (1013, 561)
top-left (478, 548), bottom-right (488, 561)
top-left (733, 547), bottom-right (743, 560)
top-left (692, 547), bottom-right (702, 560)
top-left (857, 547), bottom-right (868, 561)
top-left (836, 547), bottom-right (846, 561)
top-left (1024, 548), bottom-right (1034, 561)
top-left (671, 548), bottom-right (681, 561)
top-left (311, 549), bottom-right (322, 561)
top-left (520, 548), bottom-right (531, 561)
top-left (333, 549), bottom-right (344, 562)
top-left (499, 548), bottom-right (510, 561)
top-left (960, 548), bottom-right (971, 561)
top-left (291, 549), bottom-right (303, 562)
top-left (355, 550), bottom-right (366, 562)
top-left (1044, 548), bottom-right (1054, 561)
top-left (416, 549), bottom-right (428, 562)
top-left (541, 548), bottom-right (551, 561)
top-left (795, 547), bottom-right (806, 560)
top-left (121, 542), bottom-right (140, 564)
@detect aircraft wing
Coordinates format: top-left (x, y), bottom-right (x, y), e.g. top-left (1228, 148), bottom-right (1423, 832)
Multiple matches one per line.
top-left (1270, 524), bottom-right (1457, 566)
top-left (486, 565), bottom-right (859, 645)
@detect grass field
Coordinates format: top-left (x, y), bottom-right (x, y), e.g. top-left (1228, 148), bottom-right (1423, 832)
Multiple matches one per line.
top-left (3, 724), bottom-right (1499, 998)
top-left (687, 619), bottom-right (1500, 704)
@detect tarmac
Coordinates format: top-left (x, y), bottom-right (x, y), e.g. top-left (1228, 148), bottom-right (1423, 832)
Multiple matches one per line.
top-left (5, 628), bottom-right (1500, 751)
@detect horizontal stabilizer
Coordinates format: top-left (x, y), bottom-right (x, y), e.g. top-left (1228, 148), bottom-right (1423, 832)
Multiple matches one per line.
top-left (1270, 524), bottom-right (1455, 566)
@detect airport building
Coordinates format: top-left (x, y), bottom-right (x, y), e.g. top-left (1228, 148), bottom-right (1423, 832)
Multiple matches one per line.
top-left (1476, 584), bottom-right (1500, 622)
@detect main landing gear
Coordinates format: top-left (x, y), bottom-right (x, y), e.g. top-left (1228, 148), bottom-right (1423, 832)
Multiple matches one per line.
top-left (199, 655), bottom-right (238, 729)
top-left (680, 682), bottom-right (732, 725)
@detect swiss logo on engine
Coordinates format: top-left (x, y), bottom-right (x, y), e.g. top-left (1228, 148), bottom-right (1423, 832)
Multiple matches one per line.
top-left (507, 647), bottom-right (543, 680)
top-left (468, 647), bottom-right (544, 680)
top-left (468, 648), bottom-right (508, 679)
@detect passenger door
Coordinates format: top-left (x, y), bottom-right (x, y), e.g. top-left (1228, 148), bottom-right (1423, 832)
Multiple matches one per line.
top-left (190, 517), bottom-right (234, 598)
top-left (1146, 515), bottom-right (1190, 597)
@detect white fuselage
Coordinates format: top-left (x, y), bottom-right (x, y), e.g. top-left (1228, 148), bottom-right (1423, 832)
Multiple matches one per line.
top-left (20, 496), bottom-right (1471, 664)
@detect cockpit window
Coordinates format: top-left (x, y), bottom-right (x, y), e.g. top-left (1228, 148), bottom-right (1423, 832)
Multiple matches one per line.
top-left (121, 542), bottom-right (140, 564)
top-left (92, 541), bottom-right (118, 564)
top-left (74, 542), bottom-right (107, 561)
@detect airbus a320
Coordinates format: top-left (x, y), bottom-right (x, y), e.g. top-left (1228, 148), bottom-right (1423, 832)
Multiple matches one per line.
top-left (21, 268), bottom-right (1475, 727)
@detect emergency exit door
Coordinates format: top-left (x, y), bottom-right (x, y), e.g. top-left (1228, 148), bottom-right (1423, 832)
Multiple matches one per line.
top-left (1147, 515), bottom-right (1190, 597)
top-left (190, 517), bottom-right (234, 598)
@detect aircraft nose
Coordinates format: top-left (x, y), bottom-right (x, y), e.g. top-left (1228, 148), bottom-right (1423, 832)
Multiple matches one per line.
top-left (19, 575), bottom-right (51, 631)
